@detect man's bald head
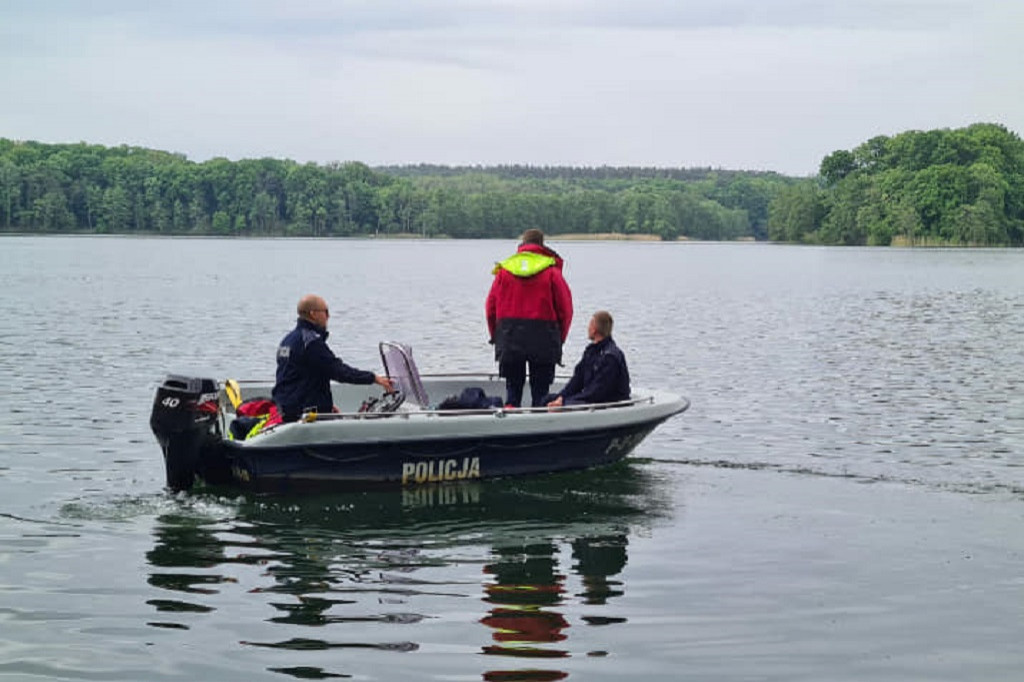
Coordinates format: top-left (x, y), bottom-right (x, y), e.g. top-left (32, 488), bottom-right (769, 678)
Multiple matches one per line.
top-left (297, 294), bottom-right (330, 327)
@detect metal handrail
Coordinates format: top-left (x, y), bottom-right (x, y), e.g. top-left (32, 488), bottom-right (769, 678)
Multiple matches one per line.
top-left (224, 372), bottom-right (679, 431)
top-left (295, 393), bottom-right (657, 422)
top-left (229, 371), bottom-right (518, 388)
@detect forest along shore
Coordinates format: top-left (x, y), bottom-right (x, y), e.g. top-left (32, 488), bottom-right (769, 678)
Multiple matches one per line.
top-left (2, 122), bottom-right (1022, 246)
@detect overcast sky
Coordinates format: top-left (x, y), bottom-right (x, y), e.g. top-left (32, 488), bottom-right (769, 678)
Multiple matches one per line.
top-left (2, 0), bottom-right (1021, 176)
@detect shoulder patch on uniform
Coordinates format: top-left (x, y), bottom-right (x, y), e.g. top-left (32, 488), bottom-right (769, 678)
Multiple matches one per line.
top-left (277, 346), bottom-right (290, 358)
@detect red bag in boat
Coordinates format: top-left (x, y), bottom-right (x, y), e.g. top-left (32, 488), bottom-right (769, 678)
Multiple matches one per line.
top-left (237, 399), bottom-right (276, 417)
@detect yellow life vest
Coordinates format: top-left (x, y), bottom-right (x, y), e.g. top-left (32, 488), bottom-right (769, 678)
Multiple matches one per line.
top-left (492, 251), bottom-right (556, 277)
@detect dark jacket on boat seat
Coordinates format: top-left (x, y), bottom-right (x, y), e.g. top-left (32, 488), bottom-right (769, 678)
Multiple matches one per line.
top-left (556, 337), bottom-right (631, 405)
top-left (272, 318), bottom-right (375, 421)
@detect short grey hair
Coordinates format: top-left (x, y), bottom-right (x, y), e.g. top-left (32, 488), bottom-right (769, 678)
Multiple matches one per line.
top-left (592, 310), bottom-right (613, 337)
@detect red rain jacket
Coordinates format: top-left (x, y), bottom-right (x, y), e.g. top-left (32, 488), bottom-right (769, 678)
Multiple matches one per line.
top-left (485, 243), bottom-right (573, 365)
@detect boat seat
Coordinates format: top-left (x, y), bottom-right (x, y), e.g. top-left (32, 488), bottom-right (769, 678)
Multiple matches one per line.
top-left (379, 341), bottom-right (431, 408)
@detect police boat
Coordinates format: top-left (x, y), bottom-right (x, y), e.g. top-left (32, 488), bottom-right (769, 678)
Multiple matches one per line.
top-left (149, 342), bottom-right (689, 493)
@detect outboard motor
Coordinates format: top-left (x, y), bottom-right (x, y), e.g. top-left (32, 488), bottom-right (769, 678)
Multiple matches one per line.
top-left (150, 375), bottom-right (227, 492)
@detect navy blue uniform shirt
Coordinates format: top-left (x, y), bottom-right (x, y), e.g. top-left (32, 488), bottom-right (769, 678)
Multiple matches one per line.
top-left (558, 336), bottom-right (631, 405)
top-left (272, 318), bottom-right (375, 420)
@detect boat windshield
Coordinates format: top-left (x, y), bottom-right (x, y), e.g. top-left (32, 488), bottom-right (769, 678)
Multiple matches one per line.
top-left (379, 341), bottom-right (431, 407)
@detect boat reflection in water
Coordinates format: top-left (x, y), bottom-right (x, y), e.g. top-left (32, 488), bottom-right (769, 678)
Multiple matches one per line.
top-left (479, 531), bottom-right (628, 682)
top-left (145, 461), bottom-right (673, 680)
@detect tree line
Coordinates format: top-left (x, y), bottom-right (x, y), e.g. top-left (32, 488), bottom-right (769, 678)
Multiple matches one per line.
top-left (767, 122), bottom-right (1024, 246)
top-left (2, 121), bottom-right (1021, 245)
top-left (0, 137), bottom-right (791, 240)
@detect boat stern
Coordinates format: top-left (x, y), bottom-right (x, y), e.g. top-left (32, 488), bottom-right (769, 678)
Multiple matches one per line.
top-left (149, 375), bottom-right (231, 491)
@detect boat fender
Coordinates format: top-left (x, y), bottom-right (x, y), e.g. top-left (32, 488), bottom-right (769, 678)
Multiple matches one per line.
top-left (224, 379), bottom-right (242, 409)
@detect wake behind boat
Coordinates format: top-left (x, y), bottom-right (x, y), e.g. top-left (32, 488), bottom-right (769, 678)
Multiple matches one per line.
top-left (150, 342), bottom-right (689, 493)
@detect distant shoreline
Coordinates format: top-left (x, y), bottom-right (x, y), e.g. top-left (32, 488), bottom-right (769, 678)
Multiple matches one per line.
top-left (0, 232), bottom-right (1008, 247)
top-left (0, 231), bottom-right (748, 242)
top-left (365, 232), bottom-right (668, 241)
top-left (551, 232), bottom-right (663, 241)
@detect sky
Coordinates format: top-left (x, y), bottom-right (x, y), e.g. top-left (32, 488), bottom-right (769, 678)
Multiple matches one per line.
top-left (2, 0), bottom-right (1022, 176)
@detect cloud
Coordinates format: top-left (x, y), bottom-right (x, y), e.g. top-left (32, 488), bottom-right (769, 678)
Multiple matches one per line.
top-left (6, 0), bottom-right (975, 34)
top-left (0, 0), bottom-right (1020, 175)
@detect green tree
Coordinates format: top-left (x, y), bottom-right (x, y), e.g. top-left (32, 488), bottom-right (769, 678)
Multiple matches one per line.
top-left (249, 191), bottom-right (278, 234)
top-left (100, 185), bottom-right (132, 232)
top-left (211, 210), bottom-right (231, 234)
top-left (768, 182), bottom-right (824, 242)
top-left (814, 123), bottom-right (1024, 246)
top-left (820, 149), bottom-right (857, 187)
top-left (0, 159), bottom-right (19, 229)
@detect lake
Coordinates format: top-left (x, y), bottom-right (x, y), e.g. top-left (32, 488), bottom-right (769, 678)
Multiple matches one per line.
top-left (1, 236), bottom-right (1023, 681)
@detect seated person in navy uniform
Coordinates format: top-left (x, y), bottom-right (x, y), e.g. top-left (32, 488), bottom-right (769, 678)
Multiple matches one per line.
top-left (546, 310), bottom-right (630, 408)
top-left (272, 294), bottom-right (393, 422)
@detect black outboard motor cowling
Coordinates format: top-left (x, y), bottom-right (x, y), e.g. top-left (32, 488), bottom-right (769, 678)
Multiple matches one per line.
top-left (150, 375), bottom-right (228, 492)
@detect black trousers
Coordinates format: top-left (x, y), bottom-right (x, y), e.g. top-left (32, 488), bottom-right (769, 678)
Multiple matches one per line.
top-left (499, 358), bottom-right (555, 407)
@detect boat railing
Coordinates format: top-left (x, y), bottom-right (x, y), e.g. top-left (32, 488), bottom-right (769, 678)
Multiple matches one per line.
top-left (227, 371), bottom-right (572, 389)
top-left (227, 372), bottom-right (513, 389)
top-left (292, 393), bottom-right (656, 422)
top-left (222, 374), bottom-right (670, 429)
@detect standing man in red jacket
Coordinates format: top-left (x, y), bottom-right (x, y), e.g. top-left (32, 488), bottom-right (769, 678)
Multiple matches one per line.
top-left (486, 229), bottom-right (573, 407)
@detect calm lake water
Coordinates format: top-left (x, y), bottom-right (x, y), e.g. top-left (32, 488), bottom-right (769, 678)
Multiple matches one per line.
top-left (1, 236), bottom-right (1023, 681)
